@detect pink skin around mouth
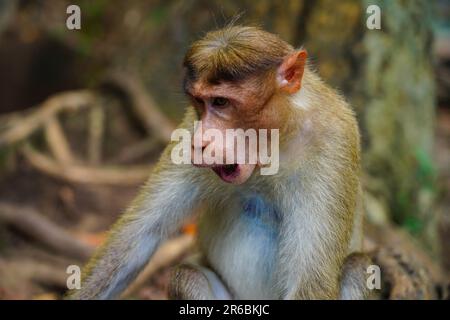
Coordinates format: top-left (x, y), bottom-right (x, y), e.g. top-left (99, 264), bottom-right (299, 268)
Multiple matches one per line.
top-left (212, 164), bottom-right (240, 183)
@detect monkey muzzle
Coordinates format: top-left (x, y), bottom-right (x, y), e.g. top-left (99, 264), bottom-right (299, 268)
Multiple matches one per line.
top-left (212, 164), bottom-right (239, 182)
top-left (193, 162), bottom-right (256, 184)
top-left (211, 163), bottom-right (256, 184)
top-left (190, 137), bottom-right (257, 184)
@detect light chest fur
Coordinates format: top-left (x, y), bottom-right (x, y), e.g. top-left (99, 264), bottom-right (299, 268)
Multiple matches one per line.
top-left (198, 192), bottom-right (281, 299)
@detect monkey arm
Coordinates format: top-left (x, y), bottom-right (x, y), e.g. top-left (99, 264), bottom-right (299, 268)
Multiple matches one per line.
top-left (68, 110), bottom-right (201, 300)
top-left (70, 160), bottom-right (200, 299)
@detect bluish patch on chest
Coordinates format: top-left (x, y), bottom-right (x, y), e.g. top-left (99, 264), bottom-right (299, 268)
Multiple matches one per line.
top-left (237, 194), bottom-right (280, 284)
top-left (240, 194), bottom-right (280, 236)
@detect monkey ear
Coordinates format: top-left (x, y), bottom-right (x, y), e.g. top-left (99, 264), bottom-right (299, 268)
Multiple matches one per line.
top-left (277, 50), bottom-right (307, 94)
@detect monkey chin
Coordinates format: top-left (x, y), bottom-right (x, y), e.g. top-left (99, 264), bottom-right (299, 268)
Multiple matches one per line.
top-left (212, 163), bottom-right (256, 185)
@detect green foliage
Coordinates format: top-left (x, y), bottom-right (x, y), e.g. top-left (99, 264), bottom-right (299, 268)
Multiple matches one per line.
top-left (0, 147), bottom-right (16, 175)
top-left (49, 0), bottom-right (109, 56)
top-left (146, 5), bottom-right (168, 27)
top-left (403, 216), bottom-right (424, 235)
top-left (75, 0), bottom-right (109, 56)
top-left (415, 148), bottom-right (436, 191)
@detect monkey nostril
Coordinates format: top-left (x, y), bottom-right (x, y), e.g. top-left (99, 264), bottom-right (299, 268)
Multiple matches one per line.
top-left (191, 139), bottom-right (208, 150)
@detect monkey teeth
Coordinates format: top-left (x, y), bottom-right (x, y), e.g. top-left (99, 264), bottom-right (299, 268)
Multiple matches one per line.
top-left (212, 164), bottom-right (240, 183)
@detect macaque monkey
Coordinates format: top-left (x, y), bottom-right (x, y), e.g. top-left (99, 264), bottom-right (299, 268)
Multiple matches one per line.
top-left (68, 26), bottom-right (370, 300)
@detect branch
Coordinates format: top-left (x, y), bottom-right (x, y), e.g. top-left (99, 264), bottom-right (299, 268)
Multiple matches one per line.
top-left (0, 90), bottom-right (95, 147)
top-left (106, 72), bottom-right (175, 143)
top-left (0, 202), bottom-right (94, 261)
top-left (87, 105), bottom-right (105, 165)
top-left (0, 257), bottom-right (68, 295)
top-left (21, 143), bottom-right (152, 185)
top-left (111, 136), bottom-right (160, 164)
top-left (45, 116), bottom-right (76, 164)
top-left (366, 223), bottom-right (446, 299)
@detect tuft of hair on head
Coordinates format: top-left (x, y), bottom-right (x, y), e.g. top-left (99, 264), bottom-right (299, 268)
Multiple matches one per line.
top-left (183, 25), bottom-right (294, 88)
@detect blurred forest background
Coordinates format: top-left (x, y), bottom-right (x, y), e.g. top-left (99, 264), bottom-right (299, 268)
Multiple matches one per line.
top-left (0, 0), bottom-right (449, 299)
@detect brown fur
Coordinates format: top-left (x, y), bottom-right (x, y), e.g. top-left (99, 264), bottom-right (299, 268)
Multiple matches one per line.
top-left (67, 25), bottom-right (368, 300)
top-left (184, 26), bottom-right (293, 85)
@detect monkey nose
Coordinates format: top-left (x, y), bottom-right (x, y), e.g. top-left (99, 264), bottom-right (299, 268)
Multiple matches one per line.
top-left (191, 138), bottom-right (204, 149)
top-left (191, 145), bottom-right (211, 168)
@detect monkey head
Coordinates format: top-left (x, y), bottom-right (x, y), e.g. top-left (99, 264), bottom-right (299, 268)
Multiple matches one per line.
top-left (183, 26), bottom-right (307, 184)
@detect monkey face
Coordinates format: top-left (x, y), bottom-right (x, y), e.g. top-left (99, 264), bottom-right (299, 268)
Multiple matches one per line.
top-left (186, 80), bottom-right (273, 185)
top-left (182, 34), bottom-right (308, 185)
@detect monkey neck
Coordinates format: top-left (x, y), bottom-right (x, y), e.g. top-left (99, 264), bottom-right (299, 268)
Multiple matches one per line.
top-left (271, 68), bottom-right (326, 176)
top-left (277, 71), bottom-right (315, 148)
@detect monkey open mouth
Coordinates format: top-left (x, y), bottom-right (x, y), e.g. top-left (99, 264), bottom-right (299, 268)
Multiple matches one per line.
top-left (212, 164), bottom-right (240, 183)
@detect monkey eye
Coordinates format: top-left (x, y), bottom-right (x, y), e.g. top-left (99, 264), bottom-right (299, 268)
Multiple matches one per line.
top-left (211, 97), bottom-right (229, 108)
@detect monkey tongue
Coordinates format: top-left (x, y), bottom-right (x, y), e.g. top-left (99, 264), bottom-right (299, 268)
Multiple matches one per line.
top-left (212, 164), bottom-right (240, 183)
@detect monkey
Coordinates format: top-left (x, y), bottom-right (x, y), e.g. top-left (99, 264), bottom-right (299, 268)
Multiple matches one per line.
top-left (67, 25), bottom-right (371, 300)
